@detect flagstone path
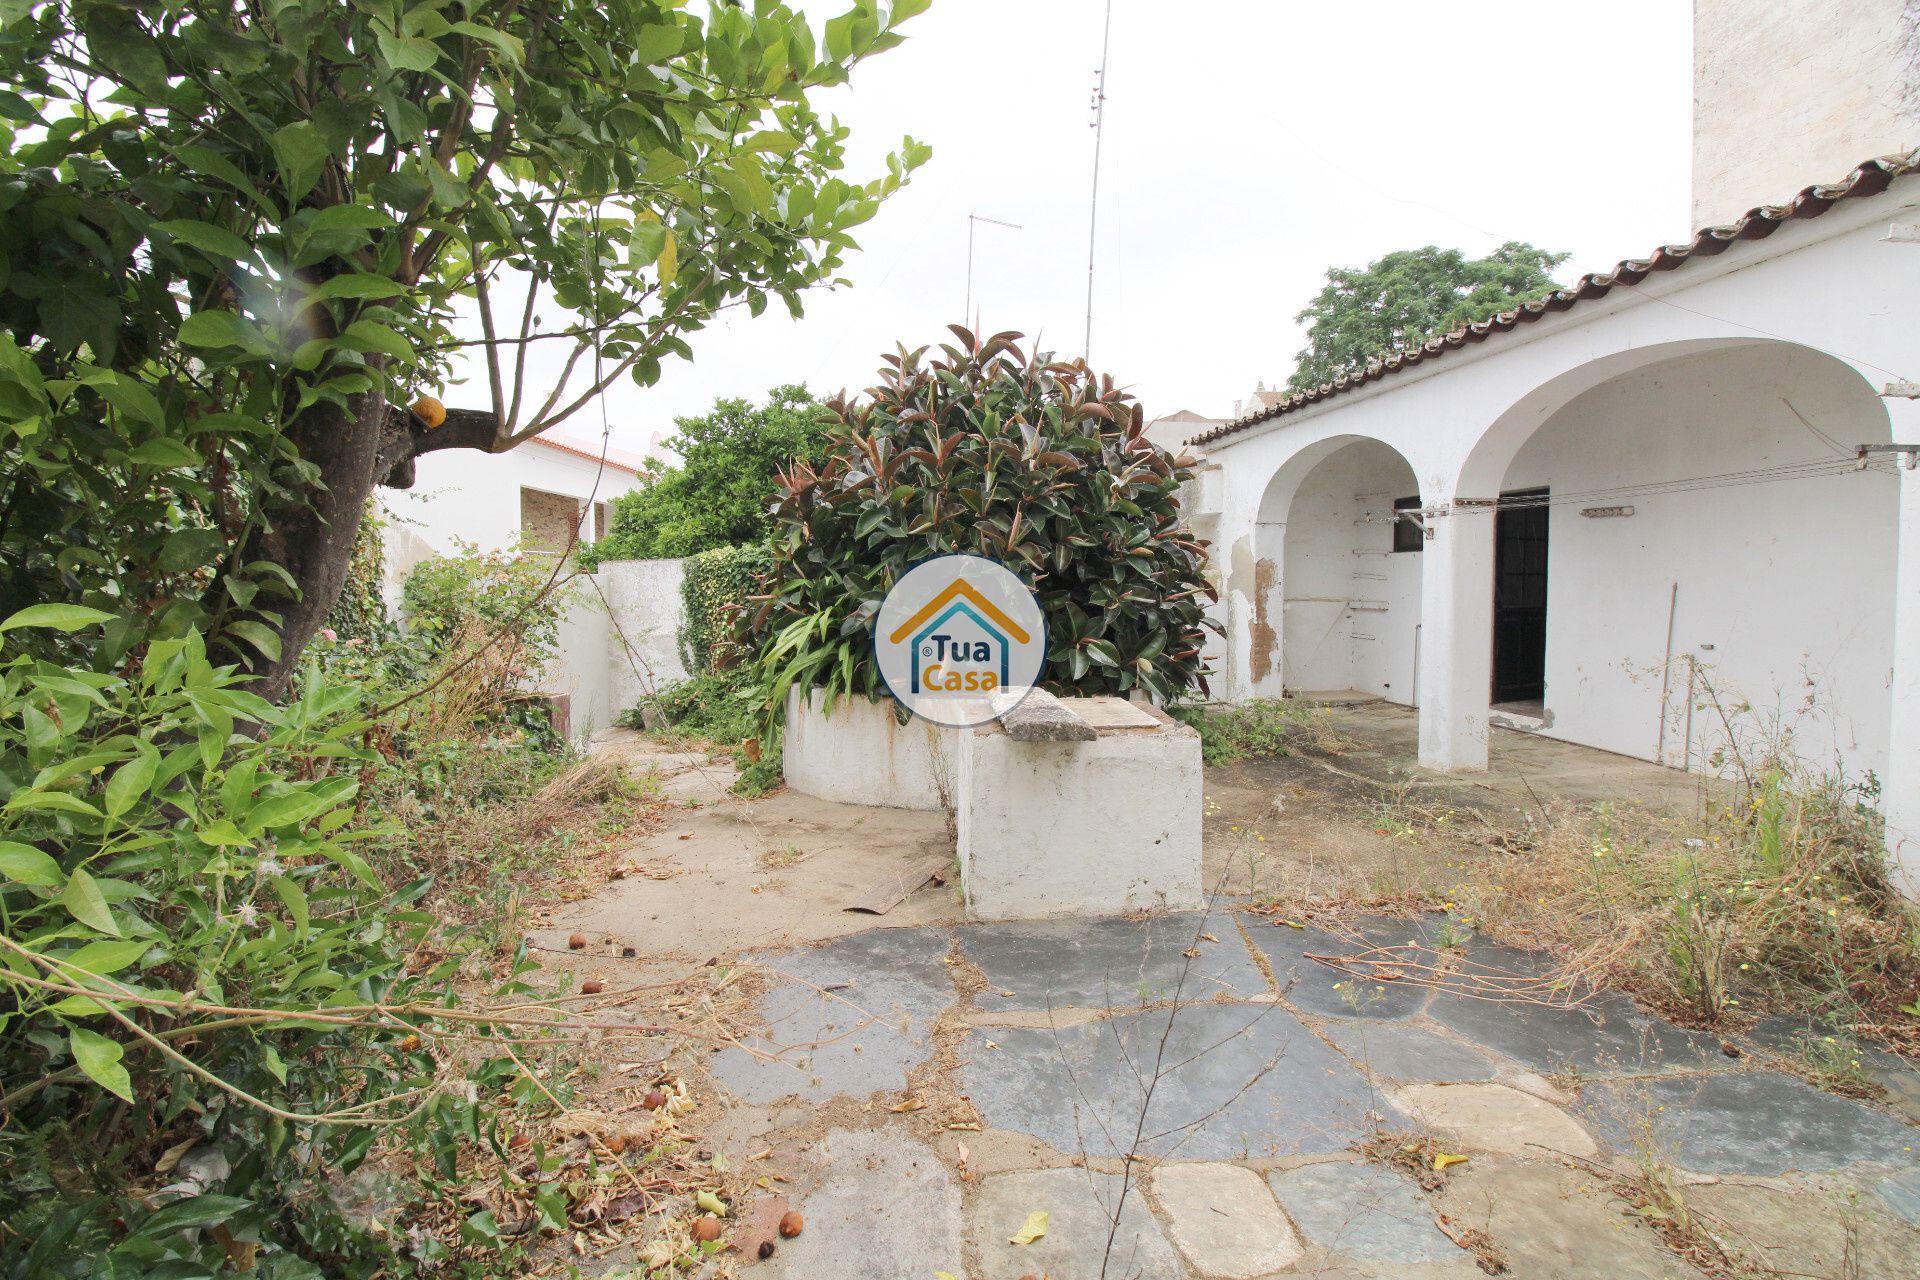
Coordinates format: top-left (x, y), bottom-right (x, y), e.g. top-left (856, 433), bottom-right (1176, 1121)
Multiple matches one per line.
top-left (695, 910), bottom-right (1920, 1280)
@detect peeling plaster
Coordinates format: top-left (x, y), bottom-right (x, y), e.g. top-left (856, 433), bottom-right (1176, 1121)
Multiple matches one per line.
top-left (1250, 556), bottom-right (1279, 687)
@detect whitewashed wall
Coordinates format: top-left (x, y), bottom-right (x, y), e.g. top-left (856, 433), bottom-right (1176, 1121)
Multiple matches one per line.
top-left (1501, 343), bottom-right (1898, 776)
top-left (379, 440), bottom-right (646, 609)
top-left (1692, 0), bottom-right (1918, 228)
top-left (537, 587), bottom-right (612, 744)
top-left (1280, 440), bottom-right (1423, 703)
top-left (596, 559), bottom-right (689, 715)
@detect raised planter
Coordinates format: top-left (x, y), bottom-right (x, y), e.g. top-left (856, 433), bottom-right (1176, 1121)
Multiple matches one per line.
top-left (782, 686), bottom-right (956, 811)
top-left (957, 693), bottom-right (1202, 919)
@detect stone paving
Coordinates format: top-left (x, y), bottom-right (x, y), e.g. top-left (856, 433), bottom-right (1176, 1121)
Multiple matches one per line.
top-left (704, 910), bottom-right (1920, 1278)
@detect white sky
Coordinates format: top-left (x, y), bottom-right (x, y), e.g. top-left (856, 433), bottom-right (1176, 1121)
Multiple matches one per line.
top-left (495, 0), bottom-right (1693, 451)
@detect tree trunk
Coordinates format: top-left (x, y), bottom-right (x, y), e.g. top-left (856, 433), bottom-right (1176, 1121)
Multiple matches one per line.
top-left (226, 390), bottom-right (393, 703)
top-left (223, 391), bottom-right (504, 703)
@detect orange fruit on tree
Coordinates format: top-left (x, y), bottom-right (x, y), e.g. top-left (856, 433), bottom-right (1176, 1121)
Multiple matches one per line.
top-left (411, 395), bottom-right (446, 428)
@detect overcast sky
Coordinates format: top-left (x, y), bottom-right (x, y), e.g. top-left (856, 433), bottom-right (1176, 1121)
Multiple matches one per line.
top-left (512, 0), bottom-right (1693, 452)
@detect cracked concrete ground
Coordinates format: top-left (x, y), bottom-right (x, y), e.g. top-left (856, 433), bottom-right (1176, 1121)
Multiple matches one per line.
top-left (559, 732), bottom-right (1920, 1279)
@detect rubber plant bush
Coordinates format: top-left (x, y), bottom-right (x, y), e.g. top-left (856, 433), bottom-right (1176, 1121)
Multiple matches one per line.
top-left (738, 326), bottom-right (1218, 724)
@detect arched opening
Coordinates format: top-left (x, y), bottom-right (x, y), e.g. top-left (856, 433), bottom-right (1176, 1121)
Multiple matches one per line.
top-left (1460, 340), bottom-right (1898, 779)
top-left (1251, 438), bottom-right (1422, 703)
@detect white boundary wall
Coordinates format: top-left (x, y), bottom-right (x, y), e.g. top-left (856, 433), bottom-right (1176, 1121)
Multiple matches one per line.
top-left (596, 559), bottom-right (689, 713)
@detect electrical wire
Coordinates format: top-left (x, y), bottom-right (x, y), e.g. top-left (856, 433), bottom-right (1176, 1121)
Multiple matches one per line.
top-left (1352, 453), bottom-right (1903, 525)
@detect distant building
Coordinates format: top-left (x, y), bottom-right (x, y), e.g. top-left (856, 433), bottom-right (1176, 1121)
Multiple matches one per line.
top-left (1141, 408), bottom-right (1224, 458)
top-left (378, 431), bottom-right (654, 603)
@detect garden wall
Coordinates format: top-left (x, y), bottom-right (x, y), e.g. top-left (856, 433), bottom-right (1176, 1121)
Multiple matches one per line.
top-left (595, 558), bottom-right (690, 712)
top-left (538, 589), bottom-right (613, 743)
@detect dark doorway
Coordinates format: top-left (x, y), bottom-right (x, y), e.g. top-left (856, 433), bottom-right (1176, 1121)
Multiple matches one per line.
top-left (1491, 488), bottom-right (1549, 705)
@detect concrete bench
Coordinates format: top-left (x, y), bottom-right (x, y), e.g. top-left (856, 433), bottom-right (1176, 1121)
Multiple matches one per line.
top-left (957, 691), bottom-right (1202, 920)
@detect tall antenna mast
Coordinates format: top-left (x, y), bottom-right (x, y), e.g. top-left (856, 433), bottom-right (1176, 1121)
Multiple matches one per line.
top-left (1083, 0), bottom-right (1114, 360)
top-left (965, 212), bottom-right (1023, 332)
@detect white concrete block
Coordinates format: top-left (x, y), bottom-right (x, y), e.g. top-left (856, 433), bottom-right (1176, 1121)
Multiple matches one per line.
top-left (957, 699), bottom-right (1202, 919)
top-left (783, 686), bottom-right (957, 811)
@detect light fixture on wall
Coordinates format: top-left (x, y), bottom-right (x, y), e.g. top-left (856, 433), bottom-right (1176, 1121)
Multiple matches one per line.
top-left (1580, 505), bottom-right (1634, 518)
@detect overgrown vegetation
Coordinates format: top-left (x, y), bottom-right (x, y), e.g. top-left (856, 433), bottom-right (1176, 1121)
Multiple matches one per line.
top-left (0, 551), bottom-right (684, 1274)
top-left (737, 326), bottom-right (1220, 724)
top-left (1169, 698), bottom-right (1333, 765)
top-left (584, 387), bottom-right (830, 564)
top-left (1442, 745), bottom-right (1920, 1045)
top-left (619, 668), bottom-right (781, 799)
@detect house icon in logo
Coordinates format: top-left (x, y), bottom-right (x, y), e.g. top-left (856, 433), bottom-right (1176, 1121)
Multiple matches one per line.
top-left (887, 578), bottom-right (1034, 694)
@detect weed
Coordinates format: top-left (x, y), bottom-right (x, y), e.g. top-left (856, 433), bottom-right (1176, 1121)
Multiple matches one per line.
top-left (1584, 1112), bottom-right (1760, 1279)
top-left (1445, 757), bottom-right (1919, 1040)
top-left (1169, 698), bottom-right (1337, 765)
top-left (1788, 1030), bottom-right (1879, 1097)
top-left (732, 752), bottom-right (784, 798)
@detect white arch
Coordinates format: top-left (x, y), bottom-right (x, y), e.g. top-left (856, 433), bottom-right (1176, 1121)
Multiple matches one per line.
top-left (1238, 435), bottom-right (1422, 700)
top-left (1418, 336), bottom-right (1896, 772)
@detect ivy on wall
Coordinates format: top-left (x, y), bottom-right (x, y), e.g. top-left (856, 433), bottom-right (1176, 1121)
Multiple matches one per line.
top-left (680, 544), bottom-right (772, 673)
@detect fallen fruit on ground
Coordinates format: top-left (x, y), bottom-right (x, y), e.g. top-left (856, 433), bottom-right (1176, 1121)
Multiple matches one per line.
top-left (691, 1215), bottom-right (723, 1243)
top-left (643, 1089), bottom-right (668, 1110)
top-left (779, 1210), bottom-right (804, 1238)
top-left (581, 978), bottom-right (605, 994)
top-left (568, 933), bottom-right (588, 949)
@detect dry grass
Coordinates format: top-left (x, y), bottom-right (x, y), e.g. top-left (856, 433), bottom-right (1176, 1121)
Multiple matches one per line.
top-left (1566, 1115), bottom-right (1762, 1280)
top-left (1436, 765), bottom-right (1920, 1046)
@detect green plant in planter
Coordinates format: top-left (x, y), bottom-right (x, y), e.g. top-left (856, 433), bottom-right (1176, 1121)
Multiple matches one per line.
top-left (739, 326), bottom-right (1219, 723)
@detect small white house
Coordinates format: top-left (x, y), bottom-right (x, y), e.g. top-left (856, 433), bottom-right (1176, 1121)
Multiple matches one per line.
top-left (1192, 4), bottom-right (1920, 885)
top-left (375, 430), bottom-right (657, 744)
top-left (378, 431), bottom-right (653, 603)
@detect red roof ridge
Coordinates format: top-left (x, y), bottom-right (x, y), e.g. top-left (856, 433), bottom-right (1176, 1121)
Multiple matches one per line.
top-left (1193, 150), bottom-right (1920, 447)
top-left (528, 432), bottom-right (648, 476)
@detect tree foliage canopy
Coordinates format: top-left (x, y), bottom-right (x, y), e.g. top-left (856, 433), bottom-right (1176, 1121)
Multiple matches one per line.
top-left (590, 384), bottom-right (830, 562)
top-left (0, 0), bottom-right (928, 695)
top-left (1287, 241), bottom-right (1569, 392)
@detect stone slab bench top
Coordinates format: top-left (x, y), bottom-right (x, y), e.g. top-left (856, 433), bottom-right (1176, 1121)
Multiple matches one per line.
top-left (981, 689), bottom-right (1182, 741)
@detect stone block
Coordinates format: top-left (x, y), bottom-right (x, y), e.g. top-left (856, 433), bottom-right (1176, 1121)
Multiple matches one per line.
top-left (1151, 1162), bottom-right (1302, 1278)
top-left (957, 699), bottom-right (1201, 919)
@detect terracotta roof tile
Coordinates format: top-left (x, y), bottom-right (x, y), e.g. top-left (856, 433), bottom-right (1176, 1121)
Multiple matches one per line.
top-left (1192, 151), bottom-right (1920, 447)
top-left (528, 432), bottom-right (649, 475)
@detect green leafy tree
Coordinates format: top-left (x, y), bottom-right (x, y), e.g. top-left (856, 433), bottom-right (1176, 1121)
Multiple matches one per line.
top-left (1287, 241), bottom-right (1569, 392)
top-left (591, 384), bottom-right (829, 561)
top-left (0, 0), bottom-right (930, 698)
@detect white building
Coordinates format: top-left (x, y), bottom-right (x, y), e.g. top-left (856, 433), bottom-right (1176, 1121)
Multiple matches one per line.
top-left (379, 431), bottom-right (653, 602)
top-left (1192, 4), bottom-right (1920, 884)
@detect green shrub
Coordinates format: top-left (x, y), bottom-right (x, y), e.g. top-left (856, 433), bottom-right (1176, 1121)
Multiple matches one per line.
top-left (621, 669), bottom-right (785, 797)
top-left (631, 670), bottom-right (762, 746)
top-left (0, 608), bottom-right (537, 1276)
top-left (322, 502), bottom-right (391, 647)
top-left (681, 544), bottom-right (771, 673)
top-left (738, 327), bottom-right (1219, 719)
top-left (400, 540), bottom-right (568, 669)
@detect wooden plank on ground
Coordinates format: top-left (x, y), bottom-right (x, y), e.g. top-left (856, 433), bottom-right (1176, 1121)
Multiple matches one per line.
top-left (844, 854), bottom-right (951, 915)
